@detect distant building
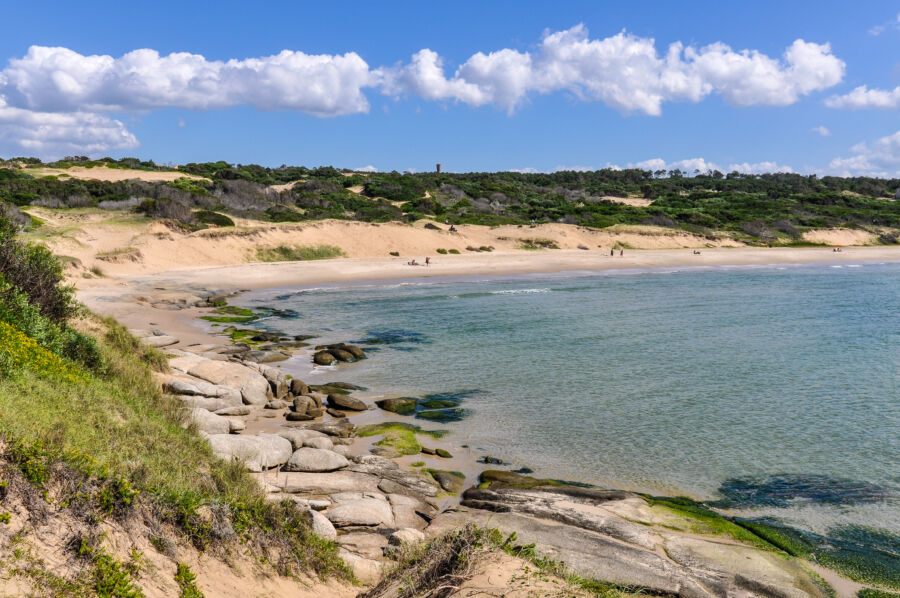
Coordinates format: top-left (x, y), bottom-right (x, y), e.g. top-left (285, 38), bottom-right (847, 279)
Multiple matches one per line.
top-left (436, 163), bottom-right (442, 173)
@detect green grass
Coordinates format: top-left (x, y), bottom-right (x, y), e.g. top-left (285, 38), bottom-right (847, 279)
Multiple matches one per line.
top-left (199, 315), bottom-right (257, 323)
top-left (0, 315), bottom-right (350, 581)
top-left (357, 422), bottom-right (448, 456)
top-left (255, 244), bottom-right (346, 262)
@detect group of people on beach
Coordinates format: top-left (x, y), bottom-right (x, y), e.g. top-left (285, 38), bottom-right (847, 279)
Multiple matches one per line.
top-left (609, 249), bottom-right (624, 256)
top-left (408, 257), bottom-right (431, 266)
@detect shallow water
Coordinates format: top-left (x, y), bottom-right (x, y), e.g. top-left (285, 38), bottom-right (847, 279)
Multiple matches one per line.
top-left (235, 261), bottom-right (900, 536)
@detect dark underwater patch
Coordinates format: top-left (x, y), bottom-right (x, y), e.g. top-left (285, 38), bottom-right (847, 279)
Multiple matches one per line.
top-left (355, 329), bottom-right (430, 350)
top-left (713, 474), bottom-right (894, 508)
top-left (415, 408), bottom-right (470, 423)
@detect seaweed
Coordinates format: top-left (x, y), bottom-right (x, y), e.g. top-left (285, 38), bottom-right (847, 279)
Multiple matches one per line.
top-left (416, 408), bottom-right (470, 423)
top-left (713, 474), bottom-right (894, 508)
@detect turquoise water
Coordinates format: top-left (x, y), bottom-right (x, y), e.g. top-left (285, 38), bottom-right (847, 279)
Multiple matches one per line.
top-left (237, 261), bottom-right (899, 535)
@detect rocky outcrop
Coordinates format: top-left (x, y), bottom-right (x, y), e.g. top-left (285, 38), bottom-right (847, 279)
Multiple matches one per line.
top-left (427, 486), bottom-right (831, 598)
top-left (186, 408), bottom-right (244, 434)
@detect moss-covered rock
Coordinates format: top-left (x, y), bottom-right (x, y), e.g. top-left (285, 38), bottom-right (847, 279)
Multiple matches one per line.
top-left (376, 397), bottom-right (418, 414)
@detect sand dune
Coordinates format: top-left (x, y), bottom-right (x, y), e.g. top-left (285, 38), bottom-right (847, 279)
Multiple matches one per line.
top-left (22, 165), bottom-right (207, 182)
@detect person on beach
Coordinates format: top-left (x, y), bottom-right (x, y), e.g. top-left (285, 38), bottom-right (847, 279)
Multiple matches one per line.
top-left (620, 249), bottom-right (624, 257)
top-left (408, 259), bottom-right (419, 266)
top-left (610, 249), bottom-right (614, 257)
top-left (425, 257), bottom-right (431, 266)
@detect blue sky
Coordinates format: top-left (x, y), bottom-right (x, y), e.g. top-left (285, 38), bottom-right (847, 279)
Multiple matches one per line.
top-left (1, 0), bottom-right (900, 176)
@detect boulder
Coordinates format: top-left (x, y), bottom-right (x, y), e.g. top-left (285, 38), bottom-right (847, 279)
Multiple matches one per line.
top-left (328, 394), bottom-right (367, 411)
top-left (307, 508), bottom-right (337, 541)
top-left (284, 448), bottom-right (350, 473)
top-left (338, 549), bottom-right (383, 585)
top-left (375, 397), bottom-right (418, 414)
top-left (332, 445), bottom-right (352, 457)
top-left (304, 436), bottom-right (334, 450)
top-left (266, 400), bottom-right (289, 409)
top-left (327, 497), bottom-right (395, 528)
top-left (293, 395), bottom-right (316, 415)
top-left (245, 350), bottom-right (289, 363)
top-left (186, 408), bottom-right (243, 434)
top-left (330, 349), bottom-right (355, 362)
top-left (245, 362), bottom-right (290, 398)
top-left (389, 528), bottom-right (426, 546)
top-left (290, 379), bottom-right (309, 396)
top-left (187, 360), bottom-right (271, 405)
top-left (215, 406), bottom-right (252, 416)
top-left (229, 419), bottom-right (246, 432)
top-left (435, 448), bottom-right (452, 458)
top-left (341, 345), bottom-right (367, 360)
top-left (430, 470), bottom-right (465, 494)
top-left (277, 429), bottom-right (328, 450)
top-left (313, 351), bottom-right (336, 366)
top-left (326, 408), bottom-right (347, 419)
top-left (207, 434), bottom-right (292, 472)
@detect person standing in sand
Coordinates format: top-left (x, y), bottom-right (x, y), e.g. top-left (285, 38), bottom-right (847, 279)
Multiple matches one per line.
top-left (620, 249), bottom-right (624, 257)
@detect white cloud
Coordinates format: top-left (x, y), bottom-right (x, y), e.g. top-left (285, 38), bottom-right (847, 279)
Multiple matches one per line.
top-left (825, 85), bottom-right (900, 109)
top-left (0, 28), bottom-right (847, 156)
top-left (0, 45), bottom-right (373, 117)
top-left (379, 25), bottom-right (844, 114)
top-left (828, 130), bottom-right (900, 176)
top-left (0, 97), bottom-right (137, 157)
top-left (812, 125), bottom-right (831, 136)
top-left (355, 165), bottom-right (378, 172)
top-left (869, 13), bottom-right (900, 35)
top-left (629, 157), bottom-right (794, 174)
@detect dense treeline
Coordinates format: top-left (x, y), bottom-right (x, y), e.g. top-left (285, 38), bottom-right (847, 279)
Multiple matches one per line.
top-left (1, 156), bottom-right (899, 240)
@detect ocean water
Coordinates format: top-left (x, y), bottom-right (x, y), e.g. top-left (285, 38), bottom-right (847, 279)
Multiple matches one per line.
top-left (235, 261), bottom-right (900, 536)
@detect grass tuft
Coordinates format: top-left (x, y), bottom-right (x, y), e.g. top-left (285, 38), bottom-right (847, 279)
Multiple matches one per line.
top-left (255, 244), bottom-right (346, 262)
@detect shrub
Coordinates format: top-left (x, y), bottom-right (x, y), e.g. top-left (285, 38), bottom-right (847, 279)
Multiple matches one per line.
top-left (137, 198), bottom-right (193, 223)
top-left (194, 210), bottom-right (234, 227)
top-left (0, 213), bottom-right (75, 322)
top-left (436, 248), bottom-right (448, 254)
top-left (448, 249), bottom-right (460, 254)
top-left (255, 245), bottom-right (346, 262)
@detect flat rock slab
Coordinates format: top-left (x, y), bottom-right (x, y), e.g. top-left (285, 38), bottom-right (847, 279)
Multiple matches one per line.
top-left (272, 472), bottom-right (382, 495)
top-left (207, 434), bottom-right (292, 472)
top-left (337, 532), bottom-right (388, 560)
top-left (141, 335), bottom-right (179, 348)
top-left (278, 429), bottom-right (328, 450)
top-left (187, 408), bottom-right (240, 435)
top-left (284, 448), bottom-right (350, 473)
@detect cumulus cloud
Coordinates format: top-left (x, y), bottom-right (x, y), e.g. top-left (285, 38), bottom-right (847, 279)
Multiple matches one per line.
top-left (379, 25), bottom-right (844, 114)
top-left (0, 97), bottom-right (137, 156)
top-left (0, 28), bottom-right (847, 155)
top-left (825, 85), bottom-right (900, 109)
top-left (828, 130), bottom-right (900, 176)
top-left (0, 45), bottom-right (373, 116)
top-left (354, 165), bottom-right (378, 172)
top-left (812, 125), bottom-right (831, 136)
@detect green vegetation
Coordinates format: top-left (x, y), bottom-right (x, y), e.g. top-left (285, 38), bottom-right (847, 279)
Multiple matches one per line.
top-left (357, 422), bottom-right (448, 456)
top-left (77, 536), bottom-right (143, 598)
top-left (255, 244), bottom-right (346, 262)
top-left (5, 158), bottom-right (898, 240)
top-left (0, 208), bottom-right (351, 584)
top-left (858, 589), bottom-right (900, 598)
top-left (448, 248), bottom-right (460, 254)
top-left (644, 496), bottom-right (776, 552)
top-left (365, 524), bottom-right (649, 598)
top-left (194, 210), bottom-right (234, 227)
top-left (174, 563), bottom-right (205, 598)
top-left (436, 248), bottom-right (448, 254)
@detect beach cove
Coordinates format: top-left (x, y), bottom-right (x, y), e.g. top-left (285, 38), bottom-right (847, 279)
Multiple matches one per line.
top-left (74, 245), bottom-right (900, 594)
